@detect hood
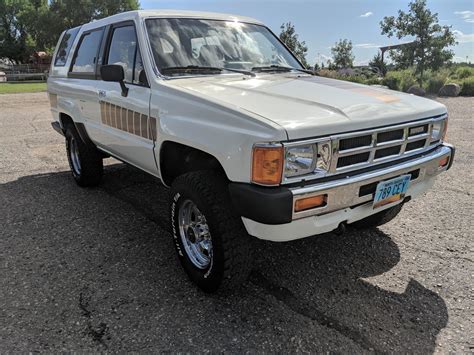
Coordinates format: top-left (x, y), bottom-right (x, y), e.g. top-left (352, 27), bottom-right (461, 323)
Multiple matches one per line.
top-left (166, 74), bottom-right (447, 140)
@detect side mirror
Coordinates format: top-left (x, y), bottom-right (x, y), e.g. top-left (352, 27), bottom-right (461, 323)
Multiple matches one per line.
top-left (100, 64), bottom-right (128, 97)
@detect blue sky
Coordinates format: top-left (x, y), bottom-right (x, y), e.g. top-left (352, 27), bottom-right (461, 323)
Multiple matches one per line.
top-left (140, 0), bottom-right (474, 66)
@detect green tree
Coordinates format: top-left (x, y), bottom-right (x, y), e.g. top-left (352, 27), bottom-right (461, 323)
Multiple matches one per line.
top-left (380, 0), bottom-right (456, 84)
top-left (0, 0), bottom-right (32, 62)
top-left (0, 0), bottom-right (140, 62)
top-left (369, 53), bottom-right (387, 76)
top-left (331, 39), bottom-right (354, 69)
top-left (279, 22), bottom-right (309, 68)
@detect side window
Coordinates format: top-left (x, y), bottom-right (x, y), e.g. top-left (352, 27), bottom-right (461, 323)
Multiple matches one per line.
top-left (54, 27), bottom-right (80, 66)
top-left (107, 25), bottom-right (137, 83)
top-left (70, 28), bottom-right (104, 74)
top-left (107, 24), bottom-right (147, 85)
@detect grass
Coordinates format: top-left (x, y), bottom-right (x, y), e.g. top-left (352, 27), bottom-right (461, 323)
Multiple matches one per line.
top-left (0, 82), bottom-right (47, 94)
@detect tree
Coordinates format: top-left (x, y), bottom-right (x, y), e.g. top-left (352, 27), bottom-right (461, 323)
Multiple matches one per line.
top-left (0, 0), bottom-right (31, 62)
top-left (369, 53), bottom-right (387, 76)
top-left (0, 0), bottom-right (140, 62)
top-left (380, 0), bottom-right (456, 84)
top-left (279, 22), bottom-right (309, 68)
top-left (330, 39), bottom-right (354, 69)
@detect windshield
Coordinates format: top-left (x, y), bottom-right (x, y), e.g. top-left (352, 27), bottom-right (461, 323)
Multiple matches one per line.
top-left (145, 18), bottom-right (303, 75)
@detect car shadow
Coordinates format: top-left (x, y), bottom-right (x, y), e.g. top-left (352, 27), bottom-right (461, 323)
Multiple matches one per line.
top-left (0, 162), bottom-right (448, 352)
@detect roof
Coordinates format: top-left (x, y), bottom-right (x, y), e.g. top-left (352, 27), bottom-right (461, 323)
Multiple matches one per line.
top-left (80, 9), bottom-right (263, 31)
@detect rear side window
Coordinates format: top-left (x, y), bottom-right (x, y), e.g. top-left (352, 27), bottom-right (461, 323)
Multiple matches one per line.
top-left (106, 24), bottom-right (144, 85)
top-left (70, 28), bottom-right (104, 74)
top-left (54, 27), bottom-right (80, 66)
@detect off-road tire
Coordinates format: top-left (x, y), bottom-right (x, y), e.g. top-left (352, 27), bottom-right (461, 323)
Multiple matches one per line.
top-left (65, 125), bottom-right (103, 187)
top-left (169, 171), bottom-right (252, 293)
top-left (351, 203), bottom-right (403, 229)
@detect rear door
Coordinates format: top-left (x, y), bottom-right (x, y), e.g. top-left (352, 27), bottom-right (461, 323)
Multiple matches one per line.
top-left (68, 27), bottom-right (106, 127)
top-left (94, 22), bottom-right (157, 175)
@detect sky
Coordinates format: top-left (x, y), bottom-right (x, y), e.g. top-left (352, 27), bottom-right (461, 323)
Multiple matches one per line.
top-left (140, 0), bottom-right (474, 66)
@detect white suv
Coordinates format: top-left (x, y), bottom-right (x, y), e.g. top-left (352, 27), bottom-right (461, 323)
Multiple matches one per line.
top-left (48, 10), bottom-right (455, 292)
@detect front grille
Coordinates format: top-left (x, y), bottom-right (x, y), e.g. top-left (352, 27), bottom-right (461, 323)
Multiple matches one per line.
top-left (339, 135), bottom-right (372, 151)
top-left (377, 129), bottom-right (404, 143)
top-left (374, 145), bottom-right (401, 159)
top-left (406, 139), bottom-right (426, 151)
top-left (337, 152), bottom-right (370, 168)
top-left (409, 124), bottom-right (428, 136)
top-left (281, 115), bottom-right (446, 185)
top-left (331, 118), bottom-right (441, 173)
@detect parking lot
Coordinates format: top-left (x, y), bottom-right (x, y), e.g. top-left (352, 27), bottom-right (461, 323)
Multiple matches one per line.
top-left (0, 92), bottom-right (472, 352)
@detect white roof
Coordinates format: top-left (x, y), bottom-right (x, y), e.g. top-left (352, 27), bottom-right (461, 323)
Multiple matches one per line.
top-left (81, 9), bottom-right (263, 30)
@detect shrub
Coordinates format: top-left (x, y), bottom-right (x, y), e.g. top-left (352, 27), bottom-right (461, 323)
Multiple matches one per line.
top-left (344, 75), bottom-right (366, 84)
top-left (382, 69), bottom-right (416, 91)
top-left (382, 72), bottom-right (401, 90)
top-left (365, 77), bottom-right (383, 85)
top-left (426, 78), bottom-right (445, 94)
top-left (460, 77), bottom-right (474, 96)
top-left (454, 66), bottom-right (474, 80)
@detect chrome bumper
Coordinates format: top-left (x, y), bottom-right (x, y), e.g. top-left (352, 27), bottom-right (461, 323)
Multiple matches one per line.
top-left (291, 143), bottom-right (454, 220)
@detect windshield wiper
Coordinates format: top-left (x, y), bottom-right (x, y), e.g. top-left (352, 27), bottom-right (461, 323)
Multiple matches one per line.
top-left (160, 65), bottom-right (255, 77)
top-left (251, 65), bottom-right (313, 75)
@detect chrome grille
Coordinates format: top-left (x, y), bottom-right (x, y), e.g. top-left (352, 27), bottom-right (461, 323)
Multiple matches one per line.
top-left (339, 135), bottom-right (372, 150)
top-left (281, 114), bottom-right (447, 185)
top-left (330, 117), bottom-right (444, 173)
top-left (377, 129), bottom-right (404, 143)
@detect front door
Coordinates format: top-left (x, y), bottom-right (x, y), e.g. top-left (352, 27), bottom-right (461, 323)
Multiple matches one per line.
top-left (94, 22), bottom-right (157, 175)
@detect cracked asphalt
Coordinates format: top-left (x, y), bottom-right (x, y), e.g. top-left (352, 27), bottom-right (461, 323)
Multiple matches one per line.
top-left (0, 93), bottom-right (472, 352)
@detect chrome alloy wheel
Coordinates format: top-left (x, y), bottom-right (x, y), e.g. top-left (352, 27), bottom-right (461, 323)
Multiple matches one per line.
top-left (69, 137), bottom-right (81, 175)
top-left (178, 199), bottom-right (213, 269)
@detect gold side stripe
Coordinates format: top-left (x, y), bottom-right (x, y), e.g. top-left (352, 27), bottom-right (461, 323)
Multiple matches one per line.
top-left (99, 100), bottom-right (156, 141)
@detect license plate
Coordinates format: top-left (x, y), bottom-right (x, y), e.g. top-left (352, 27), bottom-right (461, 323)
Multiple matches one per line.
top-left (373, 175), bottom-right (411, 209)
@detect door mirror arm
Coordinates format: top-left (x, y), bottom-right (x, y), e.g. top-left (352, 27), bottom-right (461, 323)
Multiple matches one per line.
top-left (118, 80), bottom-right (129, 97)
top-left (100, 64), bottom-right (129, 97)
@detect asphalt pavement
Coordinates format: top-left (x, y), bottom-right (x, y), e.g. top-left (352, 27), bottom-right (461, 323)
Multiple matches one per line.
top-left (0, 93), bottom-right (472, 352)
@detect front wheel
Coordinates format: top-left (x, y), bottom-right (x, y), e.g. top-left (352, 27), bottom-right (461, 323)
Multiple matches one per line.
top-left (170, 171), bottom-right (252, 293)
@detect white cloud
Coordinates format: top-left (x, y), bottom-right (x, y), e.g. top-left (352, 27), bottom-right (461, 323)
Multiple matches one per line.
top-left (454, 10), bottom-right (474, 23)
top-left (360, 11), bottom-right (373, 18)
top-left (354, 43), bottom-right (380, 49)
top-left (453, 30), bottom-right (474, 43)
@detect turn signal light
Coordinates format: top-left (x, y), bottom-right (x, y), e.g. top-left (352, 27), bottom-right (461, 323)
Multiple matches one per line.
top-left (438, 156), bottom-right (449, 168)
top-left (294, 194), bottom-right (327, 212)
top-left (252, 145), bottom-right (284, 185)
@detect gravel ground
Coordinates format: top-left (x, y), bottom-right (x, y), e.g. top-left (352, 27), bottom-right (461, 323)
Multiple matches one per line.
top-left (0, 93), bottom-right (472, 353)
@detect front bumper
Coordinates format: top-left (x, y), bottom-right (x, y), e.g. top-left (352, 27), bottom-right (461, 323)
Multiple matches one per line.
top-left (230, 143), bottom-right (454, 241)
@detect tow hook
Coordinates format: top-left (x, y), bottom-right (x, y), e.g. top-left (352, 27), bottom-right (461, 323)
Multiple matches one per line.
top-left (333, 222), bottom-right (347, 235)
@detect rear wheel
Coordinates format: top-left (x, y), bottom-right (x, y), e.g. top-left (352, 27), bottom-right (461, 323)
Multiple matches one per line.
top-left (351, 203), bottom-right (403, 229)
top-left (170, 171), bottom-right (252, 293)
top-left (65, 125), bottom-right (103, 187)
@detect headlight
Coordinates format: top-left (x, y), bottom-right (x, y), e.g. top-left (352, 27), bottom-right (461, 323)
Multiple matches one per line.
top-left (431, 118), bottom-right (448, 142)
top-left (284, 144), bottom-right (317, 177)
top-left (284, 140), bottom-right (332, 179)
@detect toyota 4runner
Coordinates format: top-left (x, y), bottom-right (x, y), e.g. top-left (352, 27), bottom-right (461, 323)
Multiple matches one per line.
top-left (48, 10), bottom-right (455, 292)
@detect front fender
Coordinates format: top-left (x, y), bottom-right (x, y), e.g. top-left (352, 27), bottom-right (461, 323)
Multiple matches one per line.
top-left (151, 84), bottom-right (286, 183)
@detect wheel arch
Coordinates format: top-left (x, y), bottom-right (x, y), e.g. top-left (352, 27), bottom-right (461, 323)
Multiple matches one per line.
top-left (159, 140), bottom-right (228, 186)
top-left (59, 112), bottom-right (95, 147)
